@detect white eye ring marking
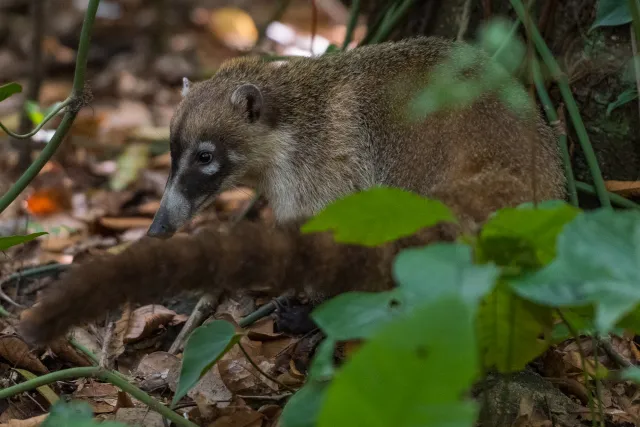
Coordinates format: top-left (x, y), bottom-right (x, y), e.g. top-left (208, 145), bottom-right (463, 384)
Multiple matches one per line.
top-left (201, 160), bottom-right (220, 175)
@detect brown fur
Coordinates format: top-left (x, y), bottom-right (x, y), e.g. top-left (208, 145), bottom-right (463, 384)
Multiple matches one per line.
top-left (17, 37), bottom-right (566, 345)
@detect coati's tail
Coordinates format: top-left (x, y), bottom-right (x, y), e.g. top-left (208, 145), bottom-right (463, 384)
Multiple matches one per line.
top-left (17, 221), bottom-right (458, 346)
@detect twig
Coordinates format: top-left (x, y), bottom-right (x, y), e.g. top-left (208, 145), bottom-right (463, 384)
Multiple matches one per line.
top-left (341, 0), bottom-right (361, 50)
top-left (238, 295), bottom-right (290, 328)
top-left (456, 0), bottom-right (472, 41)
top-left (0, 0), bottom-right (100, 214)
top-left (592, 335), bottom-right (606, 427)
top-left (237, 342), bottom-right (296, 392)
top-left (0, 367), bottom-right (198, 427)
top-left (99, 321), bottom-right (115, 369)
top-left (598, 336), bottom-right (634, 369)
top-left (510, 0), bottom-right (611, 209)
top-left (168, 292), bottom-right (220, 354)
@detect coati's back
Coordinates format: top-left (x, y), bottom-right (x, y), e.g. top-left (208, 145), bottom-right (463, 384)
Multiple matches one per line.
top-left (168, 36), bottom-right (565, 229)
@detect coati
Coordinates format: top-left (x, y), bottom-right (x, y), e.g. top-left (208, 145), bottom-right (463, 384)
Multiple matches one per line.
top-left (17, 36), bottom-right (566, 345)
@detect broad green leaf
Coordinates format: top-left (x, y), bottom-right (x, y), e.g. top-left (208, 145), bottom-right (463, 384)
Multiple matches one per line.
top-left (607, 87), bottom-right (638, 116)
top-left (620, 366), bottom-right (640, 382)
top-left (308, 338), bottom-right (337, 381)
top-left (173, 320), bottom-right (241, 406)
top-left (280, 379), bottom-right (330, 427)
top-left (480, 17), bottom-right (526, 73)
top-left (477, 283), bottom-right (552, 372)
top-left (311, 290), bottom-right (404, 340)
top-left (110, 143), bottom-right (150, 191)
top-left (477, 201), bottom-right (580, 268)
top-left (616, 304), bottom-right (640, 333)
top-left (393, 242), bottom-right (499, 311)
top-left (0, 232), bottom-right (48, 251)
top-left (25, 100), bottom-right (45, 125)
top-left (301, 186), bottom-right (456, 246)
top-left (592, 0), bottom-right (632, 29)
top-left (317, 295), bottom-right (478, 427)
top-left (0, 82), bottom-right (22, 103)
top-left (511, 209), bottom-right (640, 333)
top-left (42, 400), bottom-right (127, 427)
top-left (551, 308), bottom-right (596, 343)
top-left (14, 368), bottom-right (59, 405)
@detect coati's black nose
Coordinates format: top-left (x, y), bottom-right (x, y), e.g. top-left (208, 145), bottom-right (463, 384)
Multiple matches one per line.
top-left (147, 211), bottom-right (176, 239)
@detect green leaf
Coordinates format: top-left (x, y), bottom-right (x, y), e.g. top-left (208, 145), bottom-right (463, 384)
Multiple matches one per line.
top-left (0, 82), bottom-right (22, 103)
top-left (173, 320), bottom-right (242, 406)
top-left (280, 379), bottom-right (331, 427)
top-left (620, 366), bottom-right (640, 382)
top-left (551, 308), bottom-right (596, 343)
top-left (477, 283), bottom-right (553, 372)
top-left (311, 290), bottom-right (404, 341)
top-left (43, 400), bottom-right (127, 427)
top-left (393, 242), bottom-right (499, 311)
top-left (0, 232), bottom-right (48, 251)
top-left (606, 87), bottom-right (638, 116)
top-left (477, 201), bottom-right (580, 268)
top-left (25, 100), bottom-right (45, 125)
top-left (616, 304), bottom-right (640, 333)
top-left (592, 0), bottom-right (632, 29)
top-left (308, 338), bottom-right (337, 381)
top-left (301, 186), bottom-right (457, 246)
top-left (317, 295), bottom-right (478, 427)
top-left (511, 209), bottom-right (640, 333)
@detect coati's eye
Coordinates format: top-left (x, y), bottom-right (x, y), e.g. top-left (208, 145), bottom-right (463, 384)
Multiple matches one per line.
top-left (197, 151), bottom-right (213, 164)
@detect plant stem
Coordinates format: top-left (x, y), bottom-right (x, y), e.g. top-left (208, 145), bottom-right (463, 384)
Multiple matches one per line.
top-left (575, 181), bottom-right (640, 209)
top-left (0, 0), bottom-right (100, 215)
top-left (0, 99), bottom-right (72, 139)
top-left (342, 0), bottom-right (361, 50)
top-left (509, 0), bottom-right (611, 209)
top-left (238, 295), bottom-right (290, 328)
top-left (369, 0), bottom-right (418, 44)
top-left (532, 59), bottom-right (579, 206)
top-left (628, 0), bottom-right (640, 46)
top-left (0, 367), bottom-right (198, 427)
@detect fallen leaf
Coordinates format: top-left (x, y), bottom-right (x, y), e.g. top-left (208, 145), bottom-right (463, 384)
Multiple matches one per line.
top-left (0, 335), bottom-right (48, 374)
top-left (605, 180), bottom-right (640, 198)
top-left (24, 187), bottom-right (71, 217)
top-left (123, 305), bottom-right (178, 343)
top-left (13, 369), bottom-right (59, 405)
top-left (209, 7), bottom-right (258, 51)
top-left (48, 337), bottom-right (94, 367)
top-left (99, 217), bottom-right (153, 231)
top-left (115, 408), bottom-right (164, 427)
top-left (110, 143), bottom-right (150, 192)
top-left (134, 351), bottom-right (180, 391)
top-left (0, 414), bottom-right (48, 427)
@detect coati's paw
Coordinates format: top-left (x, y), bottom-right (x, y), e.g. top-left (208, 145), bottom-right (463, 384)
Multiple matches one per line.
top-left (272, 297), bottom-right (318, 335)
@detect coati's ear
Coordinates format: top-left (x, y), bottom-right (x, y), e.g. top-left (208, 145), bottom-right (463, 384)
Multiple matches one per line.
top-left (230, 84), bottom-right (263, 123)
top-left (182, 77), bottom-right (191, 97)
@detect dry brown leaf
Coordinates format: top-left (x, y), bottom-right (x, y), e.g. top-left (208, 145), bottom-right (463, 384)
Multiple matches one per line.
top-left (40, 235), bottom-right (82, 253)
top-left (48, 337), bottom-right (94, 367)
top-left (115, 408), bottom-right (164, 427)
top-left (219, 338), bottom-right (278, 394)
top-left (0, 335), bottom-right (48, 374)
top-left (605, 180), bottom-right (640, 197)
top-left (208, 7), bottom-right (258, 51)
top-left (24, 187), bottom-right (71, 217)
top-left (99, 217), bottom-right (153, 230)
top-left (134, 351), bottom-right (180, 390)
top-left (209, 410), bottom-right (264, 427)
top-left (109, 303), bottom-right (131, 361)
top-left (0, 414), bottom-right (48, 427)
top-left (123, 305), bottom-right (177, 343)
top-left (73, 380), bottom-right (120, 414)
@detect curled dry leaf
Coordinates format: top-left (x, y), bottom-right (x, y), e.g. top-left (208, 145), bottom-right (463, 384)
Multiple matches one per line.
top-left (0, 335), bottom-right (48, 374)
top-left (605, 180), bottom-right (640, 198)
top-left (0, 414), bottom-right (48, 427)
top-left (48, 337), bottom-right (94, 367)
top-left (123, 304), bottom-right (178, 343)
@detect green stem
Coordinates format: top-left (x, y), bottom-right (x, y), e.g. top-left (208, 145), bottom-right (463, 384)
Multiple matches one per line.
top-left (238, 342), bottom-right (295, 392)
top-left (575, 181), bottom-right (640, 209)
top-left (509, 0), bottom-right (611, 209)
top-left (69, 338), bottom-right (100, 365)
top-left (0, 0), bottom-right (100, 215)
top-left (592, 335), bottom-right (606, 427)
top-left (238, 295), bottom-right (289, 328)
top-left (532, 59), bottom-right (579, 206)
top-left (628, 0), bottom-right (640, 46)
top-left (369, 0), bottom-right (418, 44)
top-left (342, 0), bottom-right (361, 50)
top-left (0, 99), bottom-right (71, 139)
top-left (0, 367), bottom-right (198, 427)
